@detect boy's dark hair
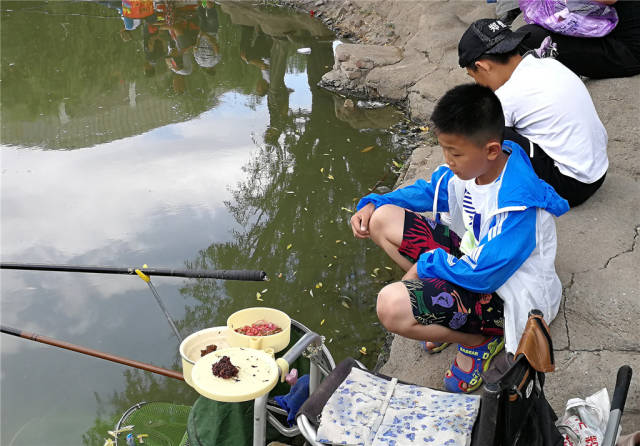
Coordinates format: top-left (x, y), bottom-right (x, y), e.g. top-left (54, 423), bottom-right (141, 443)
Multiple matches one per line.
top-left (431, 83), bottom-right (504, 146)
top-left (466, 47), bottom-right (520, 70)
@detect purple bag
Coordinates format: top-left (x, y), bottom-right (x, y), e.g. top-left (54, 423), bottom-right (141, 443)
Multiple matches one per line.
top-left (518, 0), bottom-right (618, 37)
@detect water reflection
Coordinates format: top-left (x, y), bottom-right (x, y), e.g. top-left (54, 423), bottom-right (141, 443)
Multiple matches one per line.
top-left (1, 2), bottom-right (405, 445)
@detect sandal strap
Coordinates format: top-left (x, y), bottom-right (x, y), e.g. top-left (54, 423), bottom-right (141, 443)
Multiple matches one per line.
top-left (458, 336), bottom-right (504, 360)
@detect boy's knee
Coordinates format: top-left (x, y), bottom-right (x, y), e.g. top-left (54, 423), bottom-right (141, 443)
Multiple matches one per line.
top-left (376, 282), bottom-right (409, 332)
top-left (369, 204), bottom-right (401, 241)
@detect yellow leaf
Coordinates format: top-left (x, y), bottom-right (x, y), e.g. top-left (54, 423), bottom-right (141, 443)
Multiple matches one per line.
top-left (327, 263), bottom-right (333, 267)
top-left (385, 266), bottom-right (393, 270)
top-left (335, 240), bottom-right (342, 243)
top-left (370, 274), bottom-right (377, 278)
top-left (341, 301), bottom-right (350, 309)
top-left (373, 267), bottom-right (380, 275)
top-left (256, 292), bottom-right (262, 299)
top-left (327, 174), bottom-right (335, 180)
top-left (420, 126), bottom-right (429, 132)
top-left (333, 256), bottom-right (338, 259)
top-left (341, 207), bottom-right (354, 213)
top-left (361, 145), bottom-right (375, 153)
top-left (392, 160), bottom-right (403, 168)
top-left (316, 282), bottom-right (323, 288)
top-left (359, 346), bottom-right (367, 355)
top-left (277, 273), bottom-right (283, 278)
top-left (320, 319), bottom-right (325, 325)
top-left (286, 244), bottom-right (292, 250)
top-left (257, 295), bottom-right (264, 302)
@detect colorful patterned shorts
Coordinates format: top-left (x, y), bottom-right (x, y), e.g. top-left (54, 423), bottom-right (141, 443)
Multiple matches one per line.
top-left (399, 211), bottom-right (505, 336)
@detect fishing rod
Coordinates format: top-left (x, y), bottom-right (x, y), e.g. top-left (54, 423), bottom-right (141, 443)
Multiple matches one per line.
top-left (1, 325), bottom-right (184, 381)
top-left (0, 263), bottom-right (267, 281)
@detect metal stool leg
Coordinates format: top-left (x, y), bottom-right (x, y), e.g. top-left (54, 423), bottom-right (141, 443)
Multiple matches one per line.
top-left (254, 394), bottom-right (269, 446)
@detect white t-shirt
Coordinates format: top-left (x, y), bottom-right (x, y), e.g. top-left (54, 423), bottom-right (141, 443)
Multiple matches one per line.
top-left (459, 177), bottom-right (501, 255)
top-left (496, 54), bottom-right (608, 183)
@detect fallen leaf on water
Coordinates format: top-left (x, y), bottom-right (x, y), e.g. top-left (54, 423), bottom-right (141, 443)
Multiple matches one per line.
top-left (303, 207), bottom-right (308, 212)
top-left (370, 274), bottom-right (377, 278)
top-left (392, 160), bottom-right (403, 168)
top-left (335, 240), bottom-right (342, 243)
top-left (328, 338), bottom-right (333, 343)
top-left (341, 301), bottom-right (350, 309)
top-left (277, 273), bottom-right (283, 278)
top-left (359, 346), bottom-right (367, 355)
top-left (285, 191), bottom-right (295, 194)
top-left (341, 207), bottom-right (354, 213)
top-left (315, 282), bottom-right (323, 288)
top-left (320, 319), bottom-right (325, 325)
top-left (261, 289), bottom-right (268, 294)
top-left (333, 256), bottom-right (338, 259)
top-left (256, 293), bottom-right (264, 302)
top-left (256, 292), bottom-right (262, 299)
top-left (327, 174), bottom-right (335, 180)
top-left (420, 126), bottom-right (429, 132)
top-left (385, 266), bottom-right (393, 270)
top-left (286, 244), bottom-right (292, 250)
top-left (309, 289), bottom-right (314, 297)
top-left (361, 145), bottom-right (375, 153)
top-left (373, 267), bottom-right (380, 276)
top-left (320, 167), bottom-right (324, 173)
top-left (327, 263), bottom-right (333, 267)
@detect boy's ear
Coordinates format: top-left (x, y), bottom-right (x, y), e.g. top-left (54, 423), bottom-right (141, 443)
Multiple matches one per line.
top-left (474, 60), bottom-right (492, 73)
top-left (485, 140), bottom-right (503, 160)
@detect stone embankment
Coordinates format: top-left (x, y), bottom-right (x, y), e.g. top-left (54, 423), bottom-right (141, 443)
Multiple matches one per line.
top-left (285, 0), bottom-right (640, 432)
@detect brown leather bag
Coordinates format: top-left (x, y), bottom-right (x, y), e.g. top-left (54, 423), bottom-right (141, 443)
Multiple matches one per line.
top-left (515, 310), bottom-right (555, 373)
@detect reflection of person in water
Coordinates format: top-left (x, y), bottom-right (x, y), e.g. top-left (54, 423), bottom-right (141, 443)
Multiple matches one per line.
top-left (194, 2), bottom-right (221, 75)
top-left (142, 21), bottom-right (168, 77)
top-left (157, 5), bottom-right (200, 92)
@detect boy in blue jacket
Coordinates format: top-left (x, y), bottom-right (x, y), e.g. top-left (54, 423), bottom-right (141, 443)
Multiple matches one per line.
top-left (350, 84), bottom-right (569, 393)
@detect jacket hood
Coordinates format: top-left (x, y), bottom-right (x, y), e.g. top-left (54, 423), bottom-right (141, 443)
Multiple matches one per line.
top-left (498, 141), bottom-right (570, 217)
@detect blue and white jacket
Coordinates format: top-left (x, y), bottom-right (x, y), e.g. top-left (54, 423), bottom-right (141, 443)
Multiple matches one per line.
top-left (357, 141), bottom-right (570, 353)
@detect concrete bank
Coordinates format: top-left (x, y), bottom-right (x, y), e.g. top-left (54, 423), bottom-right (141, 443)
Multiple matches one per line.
top-left (285, 0), bottom-right (640, 432)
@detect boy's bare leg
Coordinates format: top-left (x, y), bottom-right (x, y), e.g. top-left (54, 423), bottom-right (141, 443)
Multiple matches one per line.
top-left (377, 282), bottom-right (489, 390)
top-left (368, 204), bottom-right (414, 271)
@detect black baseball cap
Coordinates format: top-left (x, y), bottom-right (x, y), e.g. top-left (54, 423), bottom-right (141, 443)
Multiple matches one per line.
top-left (458, 19), bottom-right (529, 68)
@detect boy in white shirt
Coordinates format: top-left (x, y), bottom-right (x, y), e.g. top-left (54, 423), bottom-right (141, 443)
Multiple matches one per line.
top-left (350, 84), bottom-right (569, 392)
top-left (458, 19), bottom-right (608, 207)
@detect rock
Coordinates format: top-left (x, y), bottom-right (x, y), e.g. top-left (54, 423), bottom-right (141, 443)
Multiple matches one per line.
top-left (343, 99), bottom-right (355, 109)
top-left (356, 59), bottom-right (374, 69)
top-left (319, 44), bottom-right (403, 100)
top-left (346, 70), bottom-right (362, 80)
top-left (314, 0), bottom-right (324, 5)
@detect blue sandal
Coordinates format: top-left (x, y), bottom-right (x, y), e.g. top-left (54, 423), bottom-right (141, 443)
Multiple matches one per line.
top-left (420, 341), bottom-right (450, 354)
top-left (443, 336), bottom-right (504, 393)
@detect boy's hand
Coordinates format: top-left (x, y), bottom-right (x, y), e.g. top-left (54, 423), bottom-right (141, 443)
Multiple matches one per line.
top-left (350, 203), bottom-right (375, 239)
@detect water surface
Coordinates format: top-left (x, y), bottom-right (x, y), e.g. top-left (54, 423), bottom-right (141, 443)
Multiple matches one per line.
top-left (1, 2), bottom-right (406, 444)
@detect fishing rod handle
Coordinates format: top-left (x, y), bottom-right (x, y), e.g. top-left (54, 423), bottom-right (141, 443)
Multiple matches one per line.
top-left (611, 365), bottom-right (632, 412)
